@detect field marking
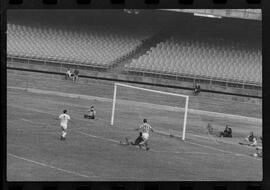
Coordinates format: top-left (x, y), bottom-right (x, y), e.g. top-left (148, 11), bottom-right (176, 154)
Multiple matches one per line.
top-left (7, 104), bottom-right (261, 161)
top-left (7, 152), bottom-right (157, 181)
top-left (7, 71), bottom-right (262, 106)
top-left (7, 153), bottom-right (150, 181)
top-left (7, 153), bottom-right (96, 179)
top-left (7, 86), bottom-right (262, 123)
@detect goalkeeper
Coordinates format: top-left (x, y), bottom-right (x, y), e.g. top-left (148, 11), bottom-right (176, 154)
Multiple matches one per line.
top-left (120, 132), bottom-right (144, 148)
top-left (84, 106), bottom-right (96, 119)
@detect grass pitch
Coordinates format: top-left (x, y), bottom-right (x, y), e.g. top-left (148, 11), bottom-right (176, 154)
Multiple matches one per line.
top-left (7, 70), bottom-right (262, 181)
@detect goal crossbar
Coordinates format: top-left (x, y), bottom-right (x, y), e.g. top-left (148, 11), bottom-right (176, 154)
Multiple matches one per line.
top-left (115, 83), bottom-right (189, 98)
top-left (110, 83), bottom-right (189, 140)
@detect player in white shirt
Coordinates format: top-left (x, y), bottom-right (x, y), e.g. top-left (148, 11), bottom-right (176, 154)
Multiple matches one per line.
top-left (65, 68), bottom-right (73, 80)
top-left (135, 119), bottom-right (154, 150)
top-left (58, 110), bottom-right (71, 140)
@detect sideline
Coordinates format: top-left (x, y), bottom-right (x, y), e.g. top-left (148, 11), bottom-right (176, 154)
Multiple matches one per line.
top-left (7, 153), bottom-right (94, 179)
top-left (7, 153), bottom-right (153, 180)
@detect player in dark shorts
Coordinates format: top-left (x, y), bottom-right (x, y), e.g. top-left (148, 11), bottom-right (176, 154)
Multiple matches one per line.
top-left (84, 106), bottom-right (96, 119)
top-left (120, 132), bottom-right (144, 148)
top-left (219, 125), bottom-right (232, 137)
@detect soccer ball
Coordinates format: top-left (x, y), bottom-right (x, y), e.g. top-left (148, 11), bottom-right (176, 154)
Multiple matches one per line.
top-left (253, 153), bottom-right (258, 157)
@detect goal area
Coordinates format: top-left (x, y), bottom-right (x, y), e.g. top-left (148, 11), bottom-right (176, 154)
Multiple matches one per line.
top-left (110, 83), bottom-right (189, 140)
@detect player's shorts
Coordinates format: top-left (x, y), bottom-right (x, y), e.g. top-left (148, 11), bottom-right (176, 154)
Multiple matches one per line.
top-left (84, 114), bottom-right (95, 119)
top-left (61, 124), bottom-right (67, 130)
top-left (142, 133), bottom-right (149, 141)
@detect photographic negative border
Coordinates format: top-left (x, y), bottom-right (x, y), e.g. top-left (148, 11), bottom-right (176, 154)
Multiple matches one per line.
top-left (1, 1), bottom-right (267, 190)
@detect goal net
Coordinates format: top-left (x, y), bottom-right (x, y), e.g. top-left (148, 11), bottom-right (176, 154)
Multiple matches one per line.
top-left (110, 83), bottom-right (189, 140)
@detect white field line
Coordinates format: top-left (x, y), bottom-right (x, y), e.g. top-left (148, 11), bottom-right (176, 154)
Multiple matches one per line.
top-left (7, 104), bottom-right (260, 160)
top-left (7, 153), bottom-right (95, 179)
top-left (7, 86), bottom-right (262, 124)
top-left (7, 152), bottom-right (154, 181)
top-left (8, 122), bottom-right (153, 180)
top-left (7, 71), bottom-right (262, 106)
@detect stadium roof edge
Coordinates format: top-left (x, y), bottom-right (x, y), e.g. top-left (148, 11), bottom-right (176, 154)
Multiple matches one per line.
top-left (157, 9), bottom-right (261, 21)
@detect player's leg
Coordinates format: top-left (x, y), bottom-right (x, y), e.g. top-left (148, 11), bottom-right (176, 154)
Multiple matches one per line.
top-left (60, 127), bottom-right (65, 140)
top-left (120, 137), bottom-right (131, 145)
top-left (73, 76), bottom-right (75, 83)
top-left (144, 140), bottom-right (150, 150)
top-left (141, 133), bottom-right (150, 150)
top-left (60, 125), bottom-right (67, 140)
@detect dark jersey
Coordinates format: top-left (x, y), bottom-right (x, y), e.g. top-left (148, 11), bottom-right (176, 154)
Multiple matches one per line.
top-left (133, 136), bottom-right (144, 145)
top-left (74, 69), bottom-right (79, 75)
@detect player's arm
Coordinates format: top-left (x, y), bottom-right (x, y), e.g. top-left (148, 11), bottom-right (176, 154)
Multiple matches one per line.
top-left (149, 124), bottom-right (154, 132)
top-left (68, 116), bottom-right (76, 125)
top-left (135, 124), bottom-right (142, 131)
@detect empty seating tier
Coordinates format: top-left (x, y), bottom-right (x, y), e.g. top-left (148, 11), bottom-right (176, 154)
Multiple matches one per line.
top-left (7, 10), bottom-right (162, 68)
top-left (127, 34), bottom-right (261, 85)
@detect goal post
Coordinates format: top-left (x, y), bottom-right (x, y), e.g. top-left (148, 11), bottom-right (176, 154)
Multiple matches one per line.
top-left (110, 83), bottom-right (189, 140)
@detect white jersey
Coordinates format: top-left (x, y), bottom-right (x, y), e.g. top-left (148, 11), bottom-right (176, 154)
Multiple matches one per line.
top-left (59, 113), bottom-right (70, 127)
top-left (140, 123), bottom-right (152, 134)
top-left (66, 70), bottom-right (72, 77)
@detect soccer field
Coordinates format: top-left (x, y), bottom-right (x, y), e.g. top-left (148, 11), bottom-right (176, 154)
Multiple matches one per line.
top-left (7, 70), bottom-right (262, 181)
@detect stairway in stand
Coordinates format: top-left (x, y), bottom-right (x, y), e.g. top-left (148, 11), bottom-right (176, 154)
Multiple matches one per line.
top-left (107, 30), bottom-right (172, 73)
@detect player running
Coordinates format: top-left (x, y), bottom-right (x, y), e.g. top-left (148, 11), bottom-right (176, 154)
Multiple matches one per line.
top-left (58, 109), bottom-right (71, 141)
top-left (135, 119), bottom-right (154, 150)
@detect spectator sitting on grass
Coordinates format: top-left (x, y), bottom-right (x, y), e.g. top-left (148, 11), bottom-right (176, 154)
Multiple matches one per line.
top-left (239, 131), bottom-right (257, 146)
top-left (206, 123), bottom-right (213, 134)
top-left (73, 69), bottom-right (80, 83)
top-left (245, 132), bottom-right (257, 146)
top-left (253, 146), bottom-right (262, 158)
top-left (193, 83), bottom-right (201, 96)
top-left (219, 125), bottom-right (232, 138)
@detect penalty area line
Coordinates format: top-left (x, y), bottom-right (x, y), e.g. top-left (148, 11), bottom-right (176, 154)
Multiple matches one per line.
top-left (7, 153), bottom-right (97, 179)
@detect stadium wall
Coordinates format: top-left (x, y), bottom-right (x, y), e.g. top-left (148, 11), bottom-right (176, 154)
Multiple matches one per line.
top-left (7, 57), bottom-right (262, 102)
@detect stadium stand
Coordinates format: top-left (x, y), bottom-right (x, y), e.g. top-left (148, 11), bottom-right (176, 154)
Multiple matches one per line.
top-left (7, 10), bottom-right (261, 86)
top-left (126, 31), bottom-right (261, 85)
top-left (7, 23), bottom-right (160, 68)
